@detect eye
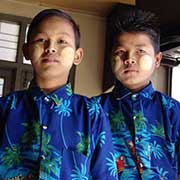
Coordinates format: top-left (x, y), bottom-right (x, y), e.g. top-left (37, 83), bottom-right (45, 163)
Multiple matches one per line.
top-left (114, 49), bottom-right (126, 57)
top-left (57, 39), bottom-right (68, 44)
top-left (137, 49), bottom-right (146, 54)
top-left (32, 38), bottom-right (47, 44)
top-left (38, 38), bottom-right (47, 42)
top-left (113, 49), bottom-right (127, 61)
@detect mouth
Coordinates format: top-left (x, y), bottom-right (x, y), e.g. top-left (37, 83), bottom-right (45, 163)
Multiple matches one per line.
top-left (124, 69), bottom-right (138, 74)
top-left (42, 57), bottom-right (59, 64)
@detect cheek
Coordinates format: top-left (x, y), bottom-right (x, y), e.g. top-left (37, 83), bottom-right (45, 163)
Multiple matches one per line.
top-left (112, 56), bottom-right (123, 71)
top-left (30, 45), bottom-right (43, 60)
top-left (59, 47), bottom-right (75, 67)
top-left (139, 55), bottom-right (153, 71)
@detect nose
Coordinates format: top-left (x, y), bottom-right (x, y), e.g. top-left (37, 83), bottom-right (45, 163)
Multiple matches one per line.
top-left (45, 47), bottom-right (56, 54)
top-left (124, 56), bottom-right (136, 65)
top-left (45, 41), bottom-right (57, 54)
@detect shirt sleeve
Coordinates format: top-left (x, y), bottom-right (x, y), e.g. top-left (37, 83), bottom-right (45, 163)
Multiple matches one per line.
top-left (0, 97), bottom-right (5, 140)
top-left (172, 101), bottom-right (180, 178)
top-left (89, 103), bottom-right (117, 180)
top-left (177, 123), bottom-right (180, 178)
top-left (177, 135), bottom-right (180, 178)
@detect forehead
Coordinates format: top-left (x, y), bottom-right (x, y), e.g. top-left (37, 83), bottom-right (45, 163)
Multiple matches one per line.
top-left (37, 16), bottom-right (73, 31)
top-left (29, 16), bottom-right (75, 40)
top-left (114, 32), bottom-right (153, 48)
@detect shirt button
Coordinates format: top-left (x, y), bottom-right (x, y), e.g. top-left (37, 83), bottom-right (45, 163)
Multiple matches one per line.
top-left (43, 125), bottom-right (48, 130)
top-left (44, 96), bottom-right (50, 102)
top-left (41, 155), bottom-right (46, 160)
top-left (135, 137), bottom-right (140, 142)
top-left (132, 94), bottom-right (137, 100)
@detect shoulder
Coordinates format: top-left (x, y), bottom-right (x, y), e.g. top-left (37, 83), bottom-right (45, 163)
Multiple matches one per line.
top-left (72, 93), bottom-right (111, 133)
top-left (93, 92), bottom-right (113, 105)
top-left (73, 93), bottom-right (102, 115)
top-left (72, 93), bottom-right (111, 109)
top-left (0, 90), bottom-right (27, 110)
top-left (154, 91), bottom-right (180, 126)
top-left (91, 92), bottom-right (115, 114)
top-left (154, 90), bottom-right (180, 109)
top-left (0, 90), bottom-right (27, 102)
top-left (70, 93), bottom-right (102, 118)
top-left (70, 93), bottom-right (90, 107)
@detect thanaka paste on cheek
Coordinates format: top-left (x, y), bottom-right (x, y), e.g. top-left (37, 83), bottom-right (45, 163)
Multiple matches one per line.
top-left (112, 55), bottom-right (123, 71)
top-left (139, 54), bottom-right (153, 71)
top-left (60, 46), bottom-right (75, 67)
top-left (114, 55), bottom-right (121, 62)
top-left (31, 44), bottom-right (42, 61)
top-left (112, 55), bottom-right (121, 66)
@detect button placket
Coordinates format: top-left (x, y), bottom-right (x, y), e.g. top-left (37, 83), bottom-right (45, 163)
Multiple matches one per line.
top-left (41, 96), bottom-right (52, 130)
top-left (39, 96), bottom-right (50, 164)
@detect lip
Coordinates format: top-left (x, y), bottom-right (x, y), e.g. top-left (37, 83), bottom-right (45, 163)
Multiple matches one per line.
top-left (42, 57), bottom-right (59, 63)
top-left (123, 68), bottom-right (138, 74)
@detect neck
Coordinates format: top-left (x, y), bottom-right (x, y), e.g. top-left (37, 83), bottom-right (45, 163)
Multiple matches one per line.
top-left (36, 76), bottom-right (68, 94)
top-left (128, 81), bottom-right (150, 93)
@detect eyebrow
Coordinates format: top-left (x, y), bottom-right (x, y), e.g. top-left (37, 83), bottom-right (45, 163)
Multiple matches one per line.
top-left (135, 44), bottom-right (147, 47)
top-left (34, 31), bottom-right (72, 37)
top-left (114, 43), bottom-right (148, 49)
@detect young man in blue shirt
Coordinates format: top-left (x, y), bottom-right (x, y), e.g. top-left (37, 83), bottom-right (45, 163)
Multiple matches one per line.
top-left (0, 9), bottom-right (117, 180)
top-left (93, 8), bottom-right (180, 179)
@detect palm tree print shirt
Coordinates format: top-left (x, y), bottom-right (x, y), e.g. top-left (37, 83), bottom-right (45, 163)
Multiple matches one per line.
top-left (94, 81), bottom-right (180, 180)
top-left (0, 83), bottom-right (117, 180)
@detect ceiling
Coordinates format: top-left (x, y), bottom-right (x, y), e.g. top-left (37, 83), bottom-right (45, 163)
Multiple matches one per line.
top-left (136, 0), bottom-right (180, 36)
top-left (14, 0), bottom-right (135, 16)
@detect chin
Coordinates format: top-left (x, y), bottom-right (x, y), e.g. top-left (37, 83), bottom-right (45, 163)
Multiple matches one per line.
top-left (122, 80), bottom-right (139, 87)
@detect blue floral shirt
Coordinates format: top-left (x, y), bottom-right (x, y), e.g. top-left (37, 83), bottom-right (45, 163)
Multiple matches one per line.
top-left (93, 81), bottom-right (180, 180)
top-left (0, 83), bottom-right (117, 180)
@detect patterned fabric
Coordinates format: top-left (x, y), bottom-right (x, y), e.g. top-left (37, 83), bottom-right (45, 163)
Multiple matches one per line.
top-left (94, 81), bottom-right (180, 180)
top-left (0, 83), bottom-right (117, 180)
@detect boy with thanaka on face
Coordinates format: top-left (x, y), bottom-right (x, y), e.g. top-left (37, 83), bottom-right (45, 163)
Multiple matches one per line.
top-left (0, 9), bottom-right (117, 180)
top-left (93, 8), bottom-right (180, 179)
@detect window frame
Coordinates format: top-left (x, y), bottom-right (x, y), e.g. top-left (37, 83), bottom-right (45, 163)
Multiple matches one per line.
top-left (0, 13), bottom-right (33, 93)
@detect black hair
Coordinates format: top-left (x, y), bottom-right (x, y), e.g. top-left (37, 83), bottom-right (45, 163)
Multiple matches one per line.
top-left (110, 8), bottom-right (160, 53)
top-left (27, 9), bottom-right (80, 49)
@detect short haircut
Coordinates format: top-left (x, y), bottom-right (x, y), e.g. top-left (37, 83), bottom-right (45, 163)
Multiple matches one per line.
top-left (110, 8), bottom-right (160, 53)
top-left (27, 9), bottom-right (81, 49)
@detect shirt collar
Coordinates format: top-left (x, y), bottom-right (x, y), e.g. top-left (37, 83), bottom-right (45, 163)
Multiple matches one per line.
top-left (28, 83), bottom-right (73, 101)
top-left (113, 81), bottom-right (155, 100)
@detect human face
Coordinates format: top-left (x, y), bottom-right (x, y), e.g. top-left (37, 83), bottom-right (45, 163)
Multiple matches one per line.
top-left (24, 16), bottom-right (82, 84)
top-left (111, 32), bottom-right (162, 92)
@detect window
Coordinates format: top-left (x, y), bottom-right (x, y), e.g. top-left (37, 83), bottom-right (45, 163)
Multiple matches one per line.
top-left (0, 21), bottom-right (20, 62)
top-left (171, 65), bottom-right (180, 101)
top-left (0, 13), bottom-right (33, 96)
top-left (0, 78), bottom-right (4, 97)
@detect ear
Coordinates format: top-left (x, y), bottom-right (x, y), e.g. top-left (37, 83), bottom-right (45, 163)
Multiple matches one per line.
top-left (74, 48), bottom-right (83, 65)
top-left (23, 43), bottom-right (30, 60)
top-left (155, 51), bottom-right (162, 68)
